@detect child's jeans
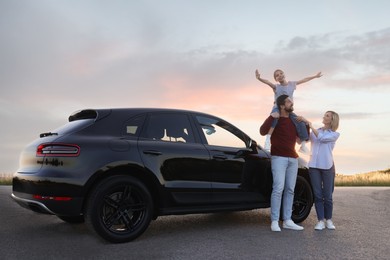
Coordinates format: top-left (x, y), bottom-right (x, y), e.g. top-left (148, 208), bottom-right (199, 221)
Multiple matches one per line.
top-left (270, 107), bottom-right (308, 142)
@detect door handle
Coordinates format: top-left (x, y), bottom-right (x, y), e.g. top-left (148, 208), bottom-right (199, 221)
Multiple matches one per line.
top-left (143, 150), bottom-right (162, 156)
top-left (213, 155), bottom-right (227, 160)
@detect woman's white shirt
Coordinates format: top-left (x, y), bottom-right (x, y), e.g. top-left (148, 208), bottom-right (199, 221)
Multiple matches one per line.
top-left (308, 128), bottom-right (340, 170)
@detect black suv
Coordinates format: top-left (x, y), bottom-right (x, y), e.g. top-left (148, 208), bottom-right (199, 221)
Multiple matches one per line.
top-left (12, 108), bottom-right (313, 243)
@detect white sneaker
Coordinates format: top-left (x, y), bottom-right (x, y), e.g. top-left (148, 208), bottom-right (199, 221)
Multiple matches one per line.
top-left (298, 141), bottom-right (309, 154)
top-left (283, 220), bottom-right (304, 231)
top-left (264, 134), bottom-right (271, 151)
top-left (271, 221), bottom-right (281, 232)
top-left (314, 220), bottom-right (325, 230)
top-left (326, 219), bottom-right (336, 230)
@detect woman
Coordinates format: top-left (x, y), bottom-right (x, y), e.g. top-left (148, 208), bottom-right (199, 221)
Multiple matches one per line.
top-left (300, 111), bottom-right (340, 230)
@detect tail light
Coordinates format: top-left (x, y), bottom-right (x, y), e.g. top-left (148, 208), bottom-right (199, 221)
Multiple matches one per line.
top-left (36, 143), bottom-right (80, 157)
top-left (33, 195), bottom-right (72, 201)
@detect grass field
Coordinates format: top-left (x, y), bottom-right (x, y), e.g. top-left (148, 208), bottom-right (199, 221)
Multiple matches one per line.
top-left (0, 173), bottom-right (13, 185)
top-left (2, 169), bottom-right (390, 186)
top-left (335, 168), bottom-right (390, 186)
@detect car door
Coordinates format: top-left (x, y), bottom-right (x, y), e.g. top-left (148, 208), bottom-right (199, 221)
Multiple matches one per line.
top-left (138, 112), bottom-right (212, 205)
top-left (194, 114), bottom-right (271, 203)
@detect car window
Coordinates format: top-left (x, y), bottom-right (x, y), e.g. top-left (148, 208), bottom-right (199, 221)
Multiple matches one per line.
top-left (144, 113), bottom-right (195, 143)
top-left (196, 115), bottom-right (246, 148)
top-left (124, 115), bottom-right (146, 137)
top-left (52, 119), bottom-right (95, 135)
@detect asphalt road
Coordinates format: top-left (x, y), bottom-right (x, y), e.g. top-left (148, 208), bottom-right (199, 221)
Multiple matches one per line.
top-left (1, 186), bottom-right (389, 260)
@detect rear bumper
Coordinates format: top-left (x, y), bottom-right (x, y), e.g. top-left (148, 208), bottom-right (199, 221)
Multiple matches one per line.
top-left (12, 173), bottom-right (85, 216)
top-left (11, 191), bottom-right (84, 216)
top-left (12, 193), bottom-right (55, 214)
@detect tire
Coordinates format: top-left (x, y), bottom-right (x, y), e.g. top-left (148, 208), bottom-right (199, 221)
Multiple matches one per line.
top-left (57, 215), bottom-right (85, 224)
top-left (85, 175), bottom-right (153, 243)
top-left (291, 175), bottom-right (313, 223)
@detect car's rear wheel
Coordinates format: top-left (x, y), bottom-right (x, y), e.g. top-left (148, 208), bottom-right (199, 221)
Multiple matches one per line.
top-left (85, 175), bottom-right (153, 243)
top-left (291, 175), bottom-right (313, 223)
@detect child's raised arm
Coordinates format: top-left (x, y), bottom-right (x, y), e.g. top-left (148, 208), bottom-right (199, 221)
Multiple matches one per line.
top-left (296, 72), bottom-right (323, 85)
top-left (255, 69), bottom-right (276, 90)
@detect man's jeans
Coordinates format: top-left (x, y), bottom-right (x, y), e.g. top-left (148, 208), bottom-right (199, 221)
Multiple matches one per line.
top-left (309, 165), bottom-right (335, 220)
top-left (270, 156), bottom-right (298, 221)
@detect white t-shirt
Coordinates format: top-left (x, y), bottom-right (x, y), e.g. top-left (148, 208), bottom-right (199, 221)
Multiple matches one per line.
top-left (274, 81), bottom-right (297, 102)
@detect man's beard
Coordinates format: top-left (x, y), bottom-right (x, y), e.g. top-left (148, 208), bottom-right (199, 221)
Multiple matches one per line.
top-left (285, 106), bottom-right (294, 113)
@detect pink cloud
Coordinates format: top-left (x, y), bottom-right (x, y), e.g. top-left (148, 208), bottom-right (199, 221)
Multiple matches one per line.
top-left (158, 75), bottom-right (274, 121)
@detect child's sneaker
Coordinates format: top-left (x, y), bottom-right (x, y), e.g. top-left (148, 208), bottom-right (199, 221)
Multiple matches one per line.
top-left (298, 141), bottom-right (309, 154)
top-left (264, 134), bottom-right (271, 151)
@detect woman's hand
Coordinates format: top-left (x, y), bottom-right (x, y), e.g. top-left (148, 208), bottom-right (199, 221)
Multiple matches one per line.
top-left (297, 116), bottom-right (311, 127)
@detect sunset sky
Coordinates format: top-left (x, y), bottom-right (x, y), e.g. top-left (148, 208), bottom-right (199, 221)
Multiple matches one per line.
top-left (1, 0), bottom-right (389, 175)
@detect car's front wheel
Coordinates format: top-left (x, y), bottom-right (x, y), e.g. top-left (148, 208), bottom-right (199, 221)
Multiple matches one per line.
top-left (85, 175), bottom-right (153, 243)
top-left (291, 175), bottom-right (313, 223)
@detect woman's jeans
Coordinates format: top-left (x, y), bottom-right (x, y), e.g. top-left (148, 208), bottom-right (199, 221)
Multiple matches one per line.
top-left (309, 165), bottom-right (336, 220)
top-left (271, 156), bottom-right (298, 221)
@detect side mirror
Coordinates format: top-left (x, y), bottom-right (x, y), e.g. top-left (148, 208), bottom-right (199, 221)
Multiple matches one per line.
top-left (235, 140), bottom-right (258, 158)
top-left (249, 140), bottom-right (258, 152)
top-left (203, 125), bottom-right (216, 135)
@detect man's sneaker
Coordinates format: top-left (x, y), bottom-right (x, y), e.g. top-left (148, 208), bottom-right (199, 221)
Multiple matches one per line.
top-left (326, 219), bottom-right (336, 230)
top-left (271, 221), bottom-right (281, 232)
top-left (283, 220), bottom-right (304, 231)
top-left (314, 220), bottom-right (325, 230)
top-left (298, 141), bottom-right (310, 154)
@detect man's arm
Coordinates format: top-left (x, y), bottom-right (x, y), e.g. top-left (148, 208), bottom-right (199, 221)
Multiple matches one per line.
top-left (260, 116), bottom-right (274, 136)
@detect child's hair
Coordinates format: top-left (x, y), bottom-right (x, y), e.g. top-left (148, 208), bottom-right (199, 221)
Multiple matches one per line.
top-left (273, 69), bottom-right (284, 80)
top-left (327, 111), bottom-right (340, 131)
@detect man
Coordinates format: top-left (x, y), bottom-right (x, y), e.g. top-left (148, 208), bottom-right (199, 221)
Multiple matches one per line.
top-left (260, 94), bottom-right (305, 232)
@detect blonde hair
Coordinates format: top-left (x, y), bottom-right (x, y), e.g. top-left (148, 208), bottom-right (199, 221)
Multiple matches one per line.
top-left (327, 111), bottom-right (339, 131)
top-left (273, 69), bottom-right (284, 80)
